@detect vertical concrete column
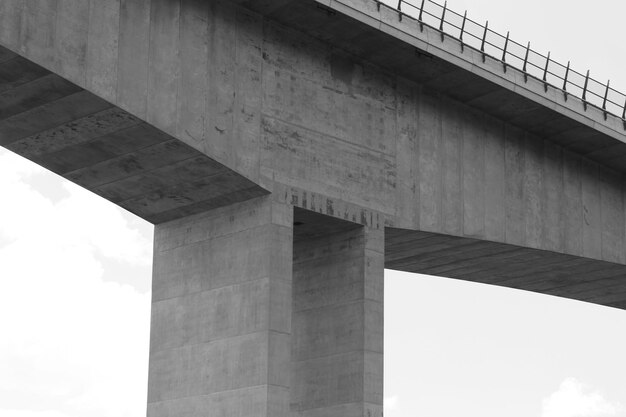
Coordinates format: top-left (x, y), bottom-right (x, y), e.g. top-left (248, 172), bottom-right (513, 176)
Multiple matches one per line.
top-left (147, 196), bottom-right (292, 417)
top-left (292, 224), bottom-right (384, 417)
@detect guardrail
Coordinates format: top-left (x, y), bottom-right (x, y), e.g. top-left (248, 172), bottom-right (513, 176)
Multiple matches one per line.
top-left (375, 0), bottom-right (626, 129)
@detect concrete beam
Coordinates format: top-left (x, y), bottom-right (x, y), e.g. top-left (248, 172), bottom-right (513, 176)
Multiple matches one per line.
top-left (0, 45), bottom-right (267, 223)
top-left (0, 0), bottom-right (624, 312)
top-left (386, 228), bottom-right (626, 309)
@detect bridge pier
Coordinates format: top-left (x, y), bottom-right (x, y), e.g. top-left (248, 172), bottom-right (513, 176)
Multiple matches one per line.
top-left (292, 210), bottom-right (384, 416)
top-left (147, 197), bottom-right (384, 416)
top-left (148, 197), bottom-right (293, 416)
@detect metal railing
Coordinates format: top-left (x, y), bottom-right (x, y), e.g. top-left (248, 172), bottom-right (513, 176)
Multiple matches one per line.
top-left (375, 0), bottom-right (626, 129)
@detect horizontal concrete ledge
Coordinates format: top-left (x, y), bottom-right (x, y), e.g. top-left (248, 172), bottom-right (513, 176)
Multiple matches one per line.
top-left (386, 228), bottom-right (626, 310)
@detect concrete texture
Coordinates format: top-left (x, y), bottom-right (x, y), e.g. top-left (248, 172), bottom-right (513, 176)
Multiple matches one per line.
top-left (234, 0), bottom-right (626, 158)
top-left (149, 196), bottom-right (293, 417)
top-left (2, 0), bottom-right (626, 415)
top-left (0, 46), bottom-right (267, 223)
top-left (1, 0), bottom-right (624, 270)
top-left (386, 228), bottom-right (626, 310)
top-left (149, 201), bottom-right (384, 416)
top-left (292, 209), bottom-right (384, 417)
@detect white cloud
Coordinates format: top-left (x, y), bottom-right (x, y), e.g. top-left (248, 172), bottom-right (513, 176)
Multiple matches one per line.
top-left (542, 378), bottom-right (624, 417)
top-left (0, 149), bottom-right (152, 417)
top-left (0, 411), bottom-right (72, 417)
top-left (0, 149), bottom-right (152, 267)
top-left (385, 395), bottom-right (400, 411)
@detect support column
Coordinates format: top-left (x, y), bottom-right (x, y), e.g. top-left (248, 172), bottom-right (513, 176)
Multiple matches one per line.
top-left (147, 196), bottom-right (293, 417)
top-left (291, 218), bottom-right (384, 417)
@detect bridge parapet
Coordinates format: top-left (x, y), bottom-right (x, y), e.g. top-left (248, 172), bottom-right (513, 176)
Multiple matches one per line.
top-left (315, 0), bottom-right (626, 147)
top-left (379, 0), bottom-right (626, 127)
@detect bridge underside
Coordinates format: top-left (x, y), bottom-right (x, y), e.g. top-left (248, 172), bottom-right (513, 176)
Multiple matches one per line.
top-left (0, 46), bottom-right (266, 224)
top-left (0, 1), bottom-right (624, 310)
top-left (386, 228), bottom-right (626, 309)
top-left (285, 208), bottom-right (626, 309)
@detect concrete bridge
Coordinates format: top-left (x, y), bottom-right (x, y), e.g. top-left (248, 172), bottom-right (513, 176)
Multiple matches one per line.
top-left (1, 0), bottom-right (625, 416)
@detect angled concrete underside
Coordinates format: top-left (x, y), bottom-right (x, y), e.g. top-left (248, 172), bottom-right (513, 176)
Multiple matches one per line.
top-left (0, 46), bottom-right (266, 223)
top-left (386, 229), bottom-right (626, 309)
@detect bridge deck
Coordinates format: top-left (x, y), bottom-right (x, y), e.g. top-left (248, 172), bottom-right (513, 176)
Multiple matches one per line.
top-left (235, 0), bottom-right (626, 173)
top-left (0, 0), bottom-right (625, 311)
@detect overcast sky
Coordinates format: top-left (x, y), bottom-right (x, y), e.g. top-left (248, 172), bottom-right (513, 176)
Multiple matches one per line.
top-left (1, 1), bottom-right (626, 417)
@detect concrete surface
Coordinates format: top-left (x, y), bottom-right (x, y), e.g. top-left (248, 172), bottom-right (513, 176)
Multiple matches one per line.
top-left (1, 0), bottom-right (626, 415)
top-left (386, 228), bottom-right (626, 310)
top-left (0, 45), bottom-right (267, 223)
top-left (149, 196), bottom-right (293, 417)
top-left (234, 0), bottom-right (626, 160)
top-left (1, 0), bottom-right (624, 271)
top-left (292, 208), bottom-right (384, 416)
top-left (149, 201), bottom-right (384, 416)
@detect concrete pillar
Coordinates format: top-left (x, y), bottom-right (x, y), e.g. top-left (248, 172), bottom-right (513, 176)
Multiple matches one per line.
top-left (147, 196), bottom-right (293, 417)
top-left (146, 197), bottom-right (383, 417)
top-left (291, 223), bottom-right (384, 417)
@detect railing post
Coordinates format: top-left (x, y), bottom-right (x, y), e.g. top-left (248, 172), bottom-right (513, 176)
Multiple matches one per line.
top-left (366, 0), bottom-right (623, 122)
top-left (582, 70), bottom-right (590, 111)
top-left (480, 21), bottom-right (488, 63)
top-left (543, 52), bottom-right (551, 92)
top-left (460, 10), bottom-right (467, 52)
top-left (602, 80), bottom-right (610, 120)
top-left (502, 31), bottom-right (509, 72)
top-left (440, 1), bottom-right (447, 41)
top-left (522, 42), bottom-right (530, 82)
top-left (562, 61), bottom-right (570, 101)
